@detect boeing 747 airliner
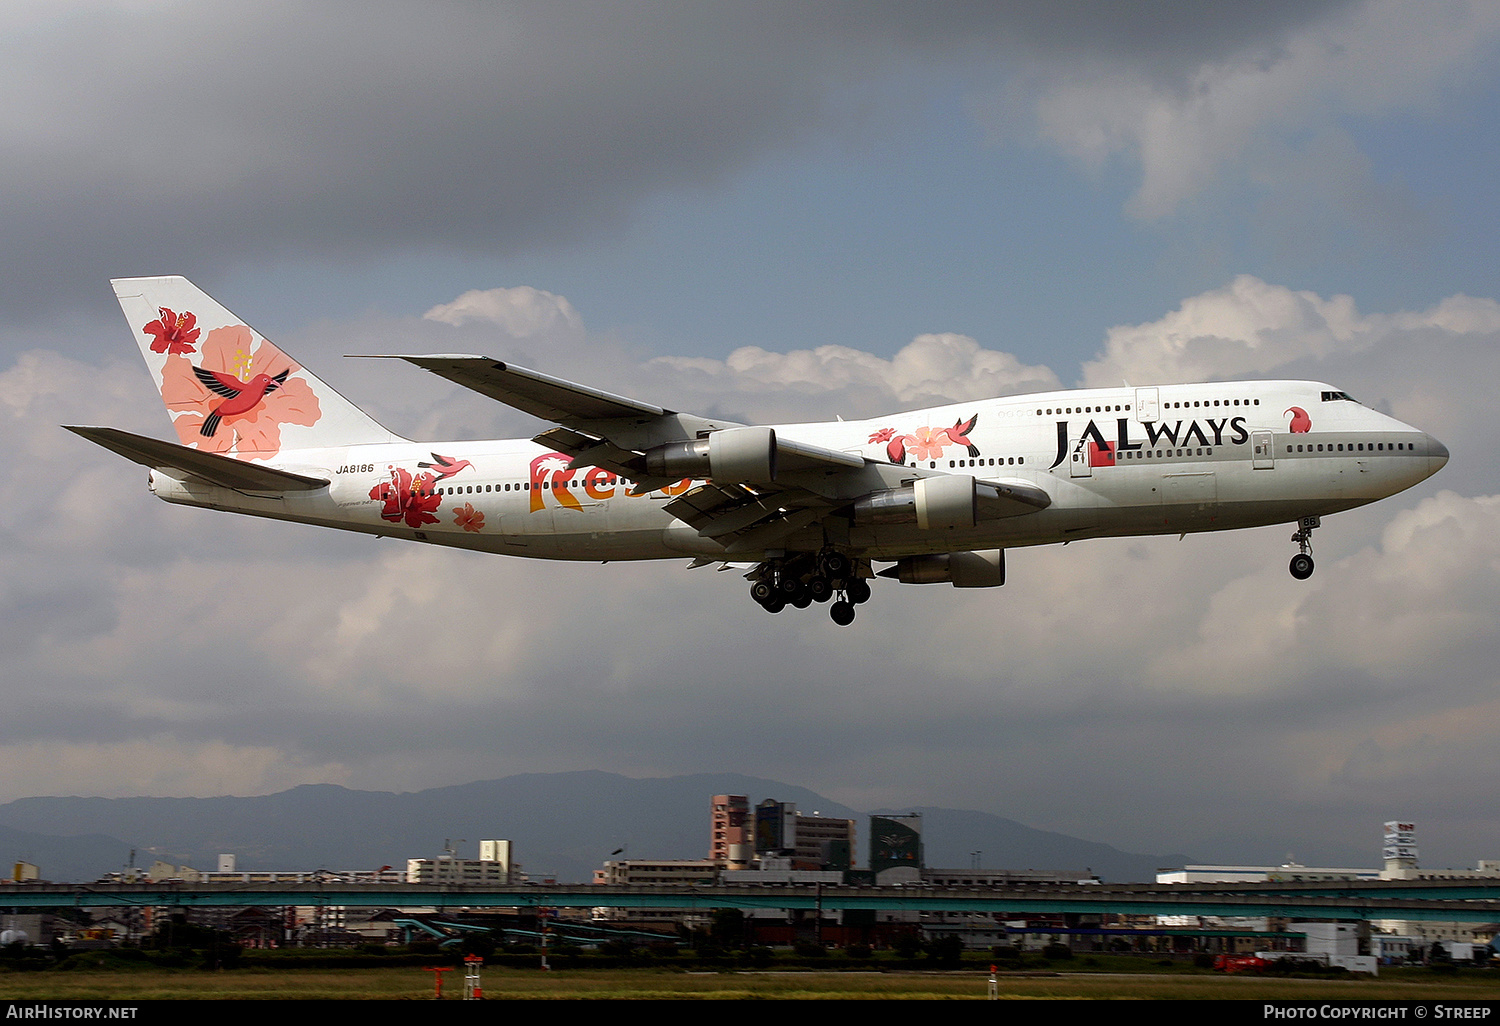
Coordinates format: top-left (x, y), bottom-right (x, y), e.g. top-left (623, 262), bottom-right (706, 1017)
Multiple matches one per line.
top-left (68, 277), bottom-right (1448, 625)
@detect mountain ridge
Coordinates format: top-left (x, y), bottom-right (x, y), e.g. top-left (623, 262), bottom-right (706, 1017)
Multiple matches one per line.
top-left (0, 771), bottom-right (1189, 883)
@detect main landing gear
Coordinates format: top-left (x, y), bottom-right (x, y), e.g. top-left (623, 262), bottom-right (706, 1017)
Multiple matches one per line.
top-left (1289, 515), bottom-right (1320, 580)
top-left (749, 551), bottom-right (871, 626)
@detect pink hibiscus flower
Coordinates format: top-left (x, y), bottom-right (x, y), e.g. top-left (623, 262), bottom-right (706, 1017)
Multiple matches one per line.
top-left (904, 425), bottom-right (951, 462)
top-left (158, 325), bottom-right (321, 457)
top-left (453, 502), bottom-right (485, 533)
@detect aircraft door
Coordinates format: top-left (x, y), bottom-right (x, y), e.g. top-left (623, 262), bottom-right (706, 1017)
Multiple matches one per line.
top-left (1135, 387), bottom-right (1159, 423)
top-left (1069, 438), bottom-right (1092, 478)
top-left (1252, 430), bottom-right (1275, 470)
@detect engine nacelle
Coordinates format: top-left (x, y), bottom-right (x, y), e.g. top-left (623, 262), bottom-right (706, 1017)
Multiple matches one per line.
top-left (880, 549), bottom-right (1005, 588)
top-left (644, 426), bottom-right (777, 482)
top-left (853, 475), bottom-right (977, 530)
top-left (914, 474), bottom-right (975, 530)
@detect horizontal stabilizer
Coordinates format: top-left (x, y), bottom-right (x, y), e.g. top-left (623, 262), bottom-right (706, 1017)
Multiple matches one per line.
top-left (64, 426), bottom-right (329, 492)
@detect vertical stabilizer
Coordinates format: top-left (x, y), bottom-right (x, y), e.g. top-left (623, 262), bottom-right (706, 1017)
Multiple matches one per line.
top-left (112, 275), bottom-right (398, 460)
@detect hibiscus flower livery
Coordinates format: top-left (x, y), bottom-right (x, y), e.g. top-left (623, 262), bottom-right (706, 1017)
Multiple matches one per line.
top-left (142, 307), bottom-right (201, 354)
top-left (370, 467), bottom-right (443, 529)
top-left (158, 325), bottom-right (322, 458)
top-left (869, 414), bottom-right (980, 463)
top-left (452, 502), bottom-right (485, 533)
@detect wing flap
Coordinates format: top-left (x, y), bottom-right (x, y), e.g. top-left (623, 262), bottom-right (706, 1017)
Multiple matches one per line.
top-left (664, 481), bottom-right (835, 548)
top-left (664, 483), bottom-right (773, 536)
top-left (65, 426), bottom-right (329, 492)
top-left (530, 429), bottom-right (649, 481)
top-left (721, 508), bottom-right (825, 553)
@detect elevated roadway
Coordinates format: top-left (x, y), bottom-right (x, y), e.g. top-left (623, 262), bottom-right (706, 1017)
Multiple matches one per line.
top-left (4, 879), bottom-right (1500, 922)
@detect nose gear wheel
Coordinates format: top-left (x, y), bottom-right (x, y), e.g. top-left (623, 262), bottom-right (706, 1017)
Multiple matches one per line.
top-left (1289, 516), bottom-right (1319, 580)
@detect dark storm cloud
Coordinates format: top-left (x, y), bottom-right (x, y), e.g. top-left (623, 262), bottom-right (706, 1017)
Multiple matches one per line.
top-left (3, 1), bottom-right (1352, 321)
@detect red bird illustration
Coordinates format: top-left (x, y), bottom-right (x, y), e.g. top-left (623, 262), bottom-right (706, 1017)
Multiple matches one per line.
top-left (1285, 407), bottom-right (1312, 433)
top-left (417, 452), bottom-right (474, 481)
top-left (192, 366), bottom-right (291, 438)
top-left (946, 413), bottom-right (980, 457)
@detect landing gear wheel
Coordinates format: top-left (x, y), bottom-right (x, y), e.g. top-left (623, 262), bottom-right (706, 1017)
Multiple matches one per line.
top-left (808, 576), bottom-right (833, 603)
top-left (830, 600), bottom-right (855, 626)
top-left (762, 595), bottom-right (786, 613)
top-left (1289, 515), bottom-right (1320, 581)
top-left (821, 552), bottom-right (851, 579)
top-left (750, 580), bottom-right (775, 604)
top-left (846, 578), bottom-right (871, 605)
top-left (791, 584), bottom-right (813, 609)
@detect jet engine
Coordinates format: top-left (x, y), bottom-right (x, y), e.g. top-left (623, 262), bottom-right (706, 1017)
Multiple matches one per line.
top-left (644, 426), bottom-right (777, 482)
top-left (878, 549), bottom-right (1005, 588)
top-left (852, 476), bottom-right (977, 530)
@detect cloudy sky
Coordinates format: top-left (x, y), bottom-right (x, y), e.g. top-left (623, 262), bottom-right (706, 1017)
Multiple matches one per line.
top-left (4, 0), bottom-right (1499, 870)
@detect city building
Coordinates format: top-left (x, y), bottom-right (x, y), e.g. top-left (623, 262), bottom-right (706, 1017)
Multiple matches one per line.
top-left (870, 813), bottom-right (923, 884)
top-left (595, 859), bottom-right (719, 887)
top-left (710, 794), bottom-right (751, 870)
top-left (592, 859), bottom-right (719, 927)
top-left (407, 840), bottom-right (516, 885)
top-left (793, 812), bottom-right (855, 871)
top-left (743, 798), bottom-right (855, 871)
top-left (754, 799), bottom-right (797, 855)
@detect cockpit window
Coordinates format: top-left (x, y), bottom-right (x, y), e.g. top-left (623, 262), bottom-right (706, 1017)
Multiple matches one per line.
top-left (1321, 390), bottom-right (1358, 403)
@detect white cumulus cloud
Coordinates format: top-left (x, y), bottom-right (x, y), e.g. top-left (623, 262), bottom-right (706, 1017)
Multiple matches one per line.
top-left (423, 286), bottom-right (583, 338)
top-left (650, 332), bottom-right (1061, 422)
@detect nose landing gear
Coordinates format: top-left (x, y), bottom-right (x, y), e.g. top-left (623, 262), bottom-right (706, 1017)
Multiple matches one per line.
top-left (1289, 516), bottom-right (1320, 580)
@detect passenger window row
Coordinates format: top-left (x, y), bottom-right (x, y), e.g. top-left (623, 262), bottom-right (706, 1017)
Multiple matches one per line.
top-left (942, 457), bottom-right (1025, 469)
top-left (1287, 442), bottom-right (1411, 453)
top-left (438, 474), bottom-right (624, 496)
top-left (1033, 397), bottom-right (1261, 415)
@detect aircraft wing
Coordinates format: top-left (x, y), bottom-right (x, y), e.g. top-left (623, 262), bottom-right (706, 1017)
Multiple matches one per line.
top-left (379, 355), bottom-right (669, 426)
top-left (388, 354), bottom-right (867, 482)
top-left (386, 355), bottom-right (1049, 550)
top-left (64, 426), bottom-right (330, 492)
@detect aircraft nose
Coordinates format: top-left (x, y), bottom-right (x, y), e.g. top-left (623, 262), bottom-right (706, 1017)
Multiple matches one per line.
top-left (1427, 434), bottom-right (1449, 473)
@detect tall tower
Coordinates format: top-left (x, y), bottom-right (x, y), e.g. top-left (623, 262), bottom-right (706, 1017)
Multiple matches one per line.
top-left (710, 795), bottom-right (751, 870)
top-left (1382, 821), bottom-right (1419, 877)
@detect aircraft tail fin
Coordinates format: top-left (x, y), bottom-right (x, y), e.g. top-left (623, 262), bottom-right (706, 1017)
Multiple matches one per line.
top-left (111, 276), bottom-right (399, 460)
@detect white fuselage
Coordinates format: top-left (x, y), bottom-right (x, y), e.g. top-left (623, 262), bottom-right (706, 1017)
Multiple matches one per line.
top-left (146, 380), bottom-right (1448, 563)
